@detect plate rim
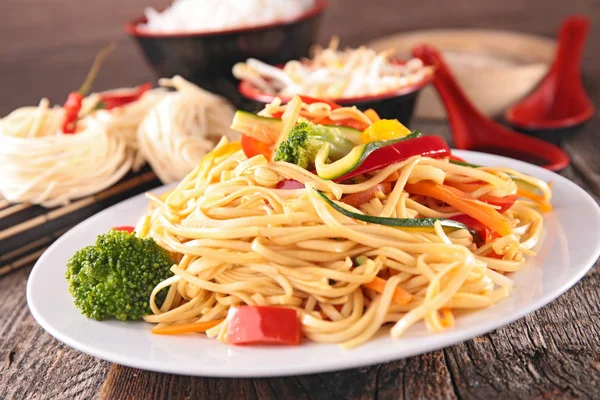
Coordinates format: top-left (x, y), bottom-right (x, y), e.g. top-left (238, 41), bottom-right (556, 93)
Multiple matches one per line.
top-left (26, 150), bottom-right (600, 377)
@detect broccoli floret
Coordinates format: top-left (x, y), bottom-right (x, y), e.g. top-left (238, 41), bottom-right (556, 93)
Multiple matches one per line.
top-left (66, 230), bottom-right (174, 321)
top-left (274, 120), bottom-right (357, 169)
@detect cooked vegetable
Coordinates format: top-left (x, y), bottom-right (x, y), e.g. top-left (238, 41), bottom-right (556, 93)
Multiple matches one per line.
top-left (273, 120), bottom-right (361, 169)
top-left (241, 134), bottom-right (271, 159)
top-left (438, 308), bottom-right (455, 328)
top-left (317, 190), bottom-right (481, 240)
top-left (449, 159), bottom-right (480, 169)
top-left (364, 109), bottom-right (381, 123)
top-left (404, 182), bottom-right (512, 236)
top-left (227, 306), bottom-right (301, 345)
top-left (315, 133), bottom-right (452, 181)
top-left (341, 182), bottom-right (393, 207)
top-left (66, 229), bottom-right (174, 321)
top-left (233, 111), bottom-right (362, 160)
top-left (363, 276), bottom-right (413, 305)
top-left (360, 119), bottom-right (412, 143)
top-left (275, 179), bottom-right (305, 190)
top-left (151, 319), bottom-right (224, 335)
top-left (449, 159), bottom-right (552, 211)
top-left (312, 116), bottom-right (370, 131)
top-left (314, 132), bottom-right (421, 180)
top-left (450, 214), bottom-right (501, 243)
top-left (479, 194), bottom-right (518, 213)
top-left (298, 95), bottom-right (341, 110)
top-left (516, 187), bottom-right (552, 212)
top-left (112, 225), bottom-right (135, 233)
top-left (231, 110), bottom-right (283, 145)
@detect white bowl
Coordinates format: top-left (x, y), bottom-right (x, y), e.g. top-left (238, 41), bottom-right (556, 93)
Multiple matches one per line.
top-left (369, 29), bottom-right (555, 119)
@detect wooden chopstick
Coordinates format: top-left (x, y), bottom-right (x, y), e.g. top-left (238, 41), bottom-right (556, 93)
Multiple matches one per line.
top-left (0, 170), bottom-right (159, 278)
top-left (0, 171), bottom-right (157, 242)
top-left (0, 199), bottom-right (11, 210)
top-left (0, 224), bottom-right (76, 278)
top-left (0, 203), bottom-right (33, 220)
top-left (0, 247), bottom-right (49, 278)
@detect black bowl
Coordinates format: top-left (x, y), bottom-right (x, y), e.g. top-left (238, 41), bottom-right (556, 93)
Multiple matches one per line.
top-left (125, 0), bottom-right (327, 104)
top-left (238, 66), bottom-right (434, 128)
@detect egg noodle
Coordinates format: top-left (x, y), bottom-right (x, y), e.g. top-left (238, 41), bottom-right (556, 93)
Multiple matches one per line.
top-left (137, 99), bottom-right (551, 348)
top-left (0, 76), bottom-right (236, 207)
top-left (138, 76), bottom-right (237, 183)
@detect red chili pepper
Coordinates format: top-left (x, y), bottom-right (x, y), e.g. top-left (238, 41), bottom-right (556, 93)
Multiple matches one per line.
top-left (112, 225), bottom-right (135, 233)
top-left (479, 194), bottom-right (518, 213)
top-left (227, 306), bottom-right (301, 345)
top-left (450, 215), bottom-right (501, 244)
top-left (61, 43), bottom-right (116, 134)
top-left (336, 136), bottom-right (451, 182)
top-left (98, 82), bottom-right (152, 110)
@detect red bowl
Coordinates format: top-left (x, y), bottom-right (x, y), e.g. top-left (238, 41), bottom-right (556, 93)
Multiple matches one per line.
top-left (238, 62), bottom-right (434, 126)
top-left (125, 0), bottom-right (327, 102)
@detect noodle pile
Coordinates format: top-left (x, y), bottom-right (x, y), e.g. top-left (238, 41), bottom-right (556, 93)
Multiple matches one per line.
top-left (0, 98), bottom-right (138, 207)
top-left (138, 129), bottom-right (549, 348)
top-left (138, 76), bottom-right (237, 183)
top-left (0, 76), bottom-right (236, 207)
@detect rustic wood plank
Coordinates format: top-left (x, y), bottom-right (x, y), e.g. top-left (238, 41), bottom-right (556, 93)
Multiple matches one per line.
top-left (1, 0), bottom-right (600, 399)
top-left (0, 267), bottom-right (110, 399)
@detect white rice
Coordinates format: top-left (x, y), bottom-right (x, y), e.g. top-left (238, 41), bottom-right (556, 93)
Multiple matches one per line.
top-left (142, 0), bottom-right (315, 33)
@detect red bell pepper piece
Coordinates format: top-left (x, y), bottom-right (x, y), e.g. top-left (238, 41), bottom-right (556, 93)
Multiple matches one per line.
top-left (298, 95), bottom-right (341, 110)
top-left (112, 225), bottom-right (135, 234)
top-left (479, 194), bottom-right (518, 213)
top-left (98, 82), bottom-right (152, 110)
top-left (341, 182), bottom-right (393, 207)
top-left (336, 136), bottom-right (451, 182)
top-left (275, 179), bottom-right (305, 190)
top-left (227, 306), bottom-right (301, 345)
top-left (312, 116), bottom-right (370, 131)
top-left (450, 215), bottom-right (501, 244)
top-left (241, 134), bottom-right (272, 159)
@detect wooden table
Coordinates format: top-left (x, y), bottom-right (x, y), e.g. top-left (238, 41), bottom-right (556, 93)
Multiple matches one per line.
top-left (1, 0), bottom-right (600, 398)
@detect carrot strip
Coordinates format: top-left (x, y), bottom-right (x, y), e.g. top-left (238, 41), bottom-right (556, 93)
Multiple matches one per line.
top-left (444, 181), bottom-right (485, 193)
top-left (405, 182), bottom-right (512, 236)
top-left (151, 319), bottom-right (224, 335)
top-left (363, 277), bottom-right (412, 305)
top-left (438, 308), bottom-right (455, 328)
top-left (516, 188), bottom-right (552, 212)
top-left (364, 109), bottom-right (381, 123)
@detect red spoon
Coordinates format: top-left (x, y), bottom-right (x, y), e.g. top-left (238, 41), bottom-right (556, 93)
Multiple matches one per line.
top-left (412, 44), bottom-right (570, 171)
top-left (505, 15), bottom-right (594, 143)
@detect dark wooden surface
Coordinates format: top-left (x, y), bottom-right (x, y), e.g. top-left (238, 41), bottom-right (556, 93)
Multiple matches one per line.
top-left (1, 0), bottom-right (600, 399)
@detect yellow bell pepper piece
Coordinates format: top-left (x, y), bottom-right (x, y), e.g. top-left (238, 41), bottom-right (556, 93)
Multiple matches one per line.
top-left (360, 119), bottom-right (412, 143)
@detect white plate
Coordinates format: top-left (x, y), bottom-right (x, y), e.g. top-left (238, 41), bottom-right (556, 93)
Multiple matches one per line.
top-left (27, 151), bottom-right (600, 377)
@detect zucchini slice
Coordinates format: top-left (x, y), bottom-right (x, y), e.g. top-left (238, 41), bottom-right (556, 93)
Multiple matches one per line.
top-left (316, 190), bottom-right (481, 241)
top-left (315, 131), bottom-right (422, 180)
